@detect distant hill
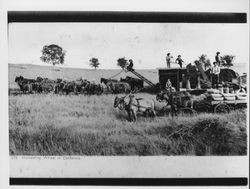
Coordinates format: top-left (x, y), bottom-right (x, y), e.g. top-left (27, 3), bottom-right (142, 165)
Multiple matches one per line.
top-left (9, 63), bottom-right (247, 89)
top-left (9, 63), bottom-right (159, 89)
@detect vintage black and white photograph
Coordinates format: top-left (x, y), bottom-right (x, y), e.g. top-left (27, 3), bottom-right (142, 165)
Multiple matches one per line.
top-left (0, 0), bottom-right (248, 187)
top-left (8, 19), bottom-right (248, 157)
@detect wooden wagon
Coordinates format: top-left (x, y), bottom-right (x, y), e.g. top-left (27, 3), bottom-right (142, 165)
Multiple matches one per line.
top-left (158, 91), bottom-right (247, 116)
top-left (210, 99), bottom-right (247, 113)
top-left (190, 95), bottom-right (247, 114)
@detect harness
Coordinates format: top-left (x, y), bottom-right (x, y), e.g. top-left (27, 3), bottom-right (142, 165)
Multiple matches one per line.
top-left (118, 97), bottom-right (152, 112)
top-left (132, 99), bottom-right (148, 109)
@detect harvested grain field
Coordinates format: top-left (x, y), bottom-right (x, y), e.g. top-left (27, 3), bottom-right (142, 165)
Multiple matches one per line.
top-left (9, 93), bottom-right (247, 155)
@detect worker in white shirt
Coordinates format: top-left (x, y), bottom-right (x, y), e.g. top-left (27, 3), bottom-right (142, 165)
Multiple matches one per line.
top-left (211, 62), bottom-right (220, 89)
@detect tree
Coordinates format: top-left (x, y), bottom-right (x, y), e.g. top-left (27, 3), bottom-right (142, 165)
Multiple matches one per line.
top-left (117, 57), bottom-right (128, 69)
top-left (40, 44), bottom-right (66, 66)
top-left (198, 54), bottom-right (211, 70)
top-left (221, 55), bottom-right (235, 68)
top-left (89, 57), bottom-right (100, 70)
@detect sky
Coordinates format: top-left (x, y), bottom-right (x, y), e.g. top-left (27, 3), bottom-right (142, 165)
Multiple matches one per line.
top-left (8, 22), bottom-right (248, 73)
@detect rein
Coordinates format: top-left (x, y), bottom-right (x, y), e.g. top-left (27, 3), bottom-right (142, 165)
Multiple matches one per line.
top-left (107, 69), bottom-right (124, 80)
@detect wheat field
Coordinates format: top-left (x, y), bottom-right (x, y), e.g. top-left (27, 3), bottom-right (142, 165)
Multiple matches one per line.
top-left (9, 64), bottom-right (247, 156)
top-left (9, 93), bottom-right (247, 156)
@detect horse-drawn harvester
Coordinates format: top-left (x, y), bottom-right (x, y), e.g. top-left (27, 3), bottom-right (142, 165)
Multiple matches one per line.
top-left (114, 63), bottom-right (247, 120)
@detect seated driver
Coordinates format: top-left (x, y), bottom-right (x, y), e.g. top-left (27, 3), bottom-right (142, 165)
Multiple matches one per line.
top-left (127, 59), bottom-right (134, 71)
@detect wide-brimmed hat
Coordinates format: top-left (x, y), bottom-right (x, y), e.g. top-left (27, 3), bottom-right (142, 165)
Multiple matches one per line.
top-left (216, 52), bottom-right (220, 54)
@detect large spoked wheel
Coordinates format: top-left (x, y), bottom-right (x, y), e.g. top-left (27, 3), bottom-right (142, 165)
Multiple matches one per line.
top-left (214, 103), bottom-right (231, 114)
top-left (178, 108), bottom-right (197, 115)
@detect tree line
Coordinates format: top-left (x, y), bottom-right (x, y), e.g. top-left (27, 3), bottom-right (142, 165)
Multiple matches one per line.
top-left (40, 44), bottom-right (236, 70)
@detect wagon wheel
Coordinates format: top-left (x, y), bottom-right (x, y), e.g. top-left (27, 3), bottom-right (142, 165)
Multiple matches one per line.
top-left (178, 108), bottom-right (197, 115)
top-left (214, 103), bottom-right (231, 114)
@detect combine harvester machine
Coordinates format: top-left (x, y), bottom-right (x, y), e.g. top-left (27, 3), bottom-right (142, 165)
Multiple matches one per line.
top-left (194, 61), bottom-right (211, 88)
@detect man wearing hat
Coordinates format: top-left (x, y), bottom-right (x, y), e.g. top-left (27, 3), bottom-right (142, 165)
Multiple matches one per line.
top-left (215, 52), bottom-right (222, 66)
top-left (211, 62), bottom-right (220, 89)
top-left (166, 53), bottom-right (173, 68)
top-left (127, 59), bottom-right (134, 71)
top-left (175, 55), bottom-right (184, 68)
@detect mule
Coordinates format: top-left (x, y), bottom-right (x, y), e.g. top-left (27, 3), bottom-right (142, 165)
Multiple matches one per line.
top-left (114, 95), bottom-right (156, 122)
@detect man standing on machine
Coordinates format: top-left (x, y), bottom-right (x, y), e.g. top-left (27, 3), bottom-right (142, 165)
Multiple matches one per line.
top-left (215, 52), bottom-right (222, 66)
top-left (211, 62), bottom-right (221, 89)
top-left (175, 55), bottom-right (184, 68)
top-left (166, 53), bottom-right (173, 68)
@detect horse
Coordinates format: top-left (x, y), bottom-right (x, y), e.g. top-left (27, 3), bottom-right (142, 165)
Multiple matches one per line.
top-left (100, 78), bottom-right (118, 85)
top-left (114, 95), bottom-right (156, 122)
top-left (100, 82), bottom-right (110, 94)
top-left (54, 82), bottom-right (65, 94)
top-left (120, 76), bottom-right (143, 91)
top-left (156, 91), bottom-right (194, 116)
top-left (83, 82), bottom-right (103, 95)
top-left (31, 82), bottom-right (43, 93)
top-left (15, 76), bottom-right (34, 93)
top-left (74, 78), bottom-right (89, 94)
top-left (16, 81), bottom-right (32, 93)
top-left (108, 81), bottom-right (131, 94)
top-left (62, 81), bottom-right (76, 95)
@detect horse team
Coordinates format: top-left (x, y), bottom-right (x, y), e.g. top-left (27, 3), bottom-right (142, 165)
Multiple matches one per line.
top-left (14, 75), bottom-right (144, 95)
top-left (113, 90), bottom-right (208, 121)
top-left (14, 75), bottom-right (207, 122)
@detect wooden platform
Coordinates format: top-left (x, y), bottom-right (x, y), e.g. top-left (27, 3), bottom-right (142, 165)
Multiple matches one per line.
top-left (211, 99), bottom-right (247, 105)
top-left (180, 88), bottom-right (207, 95)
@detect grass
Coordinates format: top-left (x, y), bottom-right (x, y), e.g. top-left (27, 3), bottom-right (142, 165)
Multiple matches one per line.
top-left (8, 63), bottom-right (247, 155)
top-left (9, 93), bottom-right (247, 156)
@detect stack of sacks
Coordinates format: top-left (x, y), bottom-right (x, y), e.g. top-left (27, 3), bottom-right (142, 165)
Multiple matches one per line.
top-left (223, 93), bottom-right (236, 101)
top-left (211, 93), bottom-right (224, 101)
top-left (207, 89), bottom-right (223, 101)
top-left (206, 88), bottom-right (221, 94)
top-left (221, 86), bottom-right (236, 101)
top-left (236, 90), bottom-right (247, 100)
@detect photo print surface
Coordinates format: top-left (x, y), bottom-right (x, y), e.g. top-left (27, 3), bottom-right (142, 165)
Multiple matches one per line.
top-left (9, 20), bottom-right (248, 156)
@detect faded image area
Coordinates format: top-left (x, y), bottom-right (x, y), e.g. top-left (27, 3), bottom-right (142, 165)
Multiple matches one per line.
top-left (9, 22), bottom-right (248, 156)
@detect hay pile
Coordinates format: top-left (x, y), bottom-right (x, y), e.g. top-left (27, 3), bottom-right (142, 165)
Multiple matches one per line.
top-left (168, 114), bottom-right (247, 155)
